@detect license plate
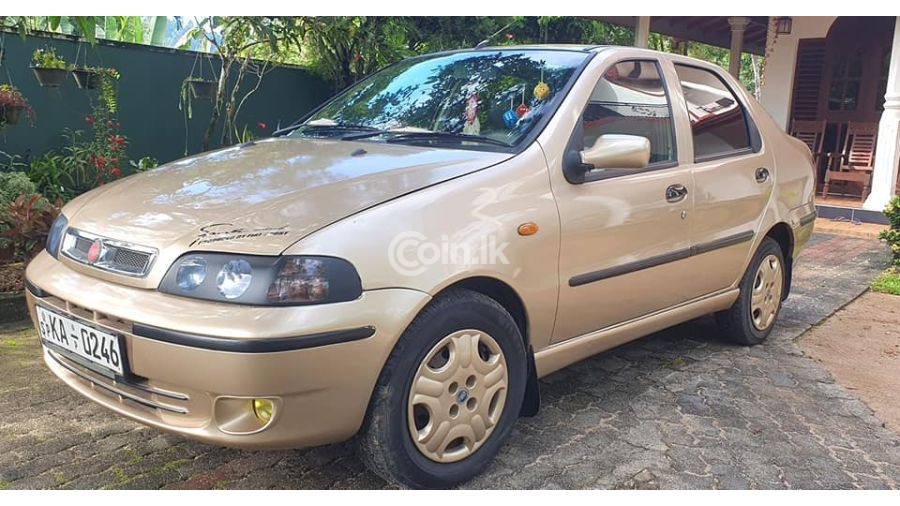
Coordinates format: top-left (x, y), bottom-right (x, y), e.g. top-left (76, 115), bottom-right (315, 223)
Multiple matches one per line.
top-left (36, 306), bottom-right (126, 376)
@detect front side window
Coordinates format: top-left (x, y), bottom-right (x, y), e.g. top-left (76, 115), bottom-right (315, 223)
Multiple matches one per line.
top-left (580, 60), bottom-right (676, 166)
top-left (289, 50), bottom-right (591, 151)
top-left (674, 64), bottom-right (752, 161)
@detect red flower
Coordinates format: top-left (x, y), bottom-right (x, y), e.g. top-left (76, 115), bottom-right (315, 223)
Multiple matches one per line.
top-left (106, 120), bottom-right (114, 127)
top-left (111, 167), bottom-right (121, 177)
top-left (257, 122), bottom-right (267, 130)
top-left (85, 115), bottom-right (94, 125)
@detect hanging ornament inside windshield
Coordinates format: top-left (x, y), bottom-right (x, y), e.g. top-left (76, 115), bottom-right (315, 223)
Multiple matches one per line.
top-left (515, 88), bottom-right (530, 118)
top-left (503, 95), bottom-right (519, 129)
top-left (462, 92), bottom-right (481, 135)
top-left (534, 66), bottom-right (550, 101)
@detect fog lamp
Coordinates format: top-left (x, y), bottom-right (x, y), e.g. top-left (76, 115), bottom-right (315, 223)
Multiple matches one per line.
top-left (252, 399), bottom-right (274, 423)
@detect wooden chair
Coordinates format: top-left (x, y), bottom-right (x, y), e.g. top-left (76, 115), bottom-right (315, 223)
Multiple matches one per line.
top-left (823, 122), bottom-right (878, 201)
top-left (790, 120), bottom-right (827, 167)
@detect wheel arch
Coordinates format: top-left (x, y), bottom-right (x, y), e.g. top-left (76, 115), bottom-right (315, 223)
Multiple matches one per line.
top-left (763, 222), bottom-right (795, 299)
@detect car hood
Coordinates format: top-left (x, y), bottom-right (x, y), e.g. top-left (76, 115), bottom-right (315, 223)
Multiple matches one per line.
top-left (64, 137), bottom-right (510, 255)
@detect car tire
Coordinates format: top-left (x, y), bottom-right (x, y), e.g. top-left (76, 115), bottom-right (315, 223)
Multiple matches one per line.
top-left (716, 237), bottom-right (786, 346)
top-left (357, 288), bottom-right (527, 489)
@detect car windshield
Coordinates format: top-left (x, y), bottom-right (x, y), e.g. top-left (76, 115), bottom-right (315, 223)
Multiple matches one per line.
top-left (288, 49), bottom-right (591, 150)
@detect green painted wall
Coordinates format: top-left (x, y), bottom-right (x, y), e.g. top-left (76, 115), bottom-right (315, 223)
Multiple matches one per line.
top-left (0, 31), bottom-right (331, 164)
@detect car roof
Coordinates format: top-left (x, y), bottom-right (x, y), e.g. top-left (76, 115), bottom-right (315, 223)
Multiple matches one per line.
top-left (472, 44), bottom-right (730, 74)
top-left (477, 43), bottom-right (608, 52)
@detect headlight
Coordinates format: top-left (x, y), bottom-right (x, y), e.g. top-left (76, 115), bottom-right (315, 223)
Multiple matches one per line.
top-left (46, 214), bottom-right (68, 258)
top-left (159, 253), bottom-right (362, 306)
top-left (217, 259), bottom-right (252, 299)
top-left (175, 256), bottom-right (207, 291)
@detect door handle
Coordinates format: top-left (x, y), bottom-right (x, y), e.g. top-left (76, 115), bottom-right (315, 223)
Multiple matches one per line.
top-left (755, 167), bottom-right (770, 183)
top-left (665, 184), bottom-right (688, 203)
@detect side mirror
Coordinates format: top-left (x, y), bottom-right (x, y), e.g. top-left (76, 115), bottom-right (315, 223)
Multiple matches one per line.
top-left (581, 134), bottom-right (651, 170)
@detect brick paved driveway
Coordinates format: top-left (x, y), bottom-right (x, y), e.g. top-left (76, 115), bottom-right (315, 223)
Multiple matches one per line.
top-left (1, 233), bottom-right (898, 489)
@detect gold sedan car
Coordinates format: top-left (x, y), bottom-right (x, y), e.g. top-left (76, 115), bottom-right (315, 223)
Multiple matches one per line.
top-left (25, 45), bottom-right (815, 488)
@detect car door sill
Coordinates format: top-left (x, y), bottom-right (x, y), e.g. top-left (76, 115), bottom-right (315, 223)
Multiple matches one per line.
top-left (534, 288), bottom-right (739, 377)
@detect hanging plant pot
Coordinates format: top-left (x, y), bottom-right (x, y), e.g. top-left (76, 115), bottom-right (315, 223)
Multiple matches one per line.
top-left (187, 79), bottom-right (218, 99)
top-left (71, 68), bottom-right (101, 90)
top-left (31, 67), bottom-right (68, 87)
top-left (0, 105), bottom-right (25, 125)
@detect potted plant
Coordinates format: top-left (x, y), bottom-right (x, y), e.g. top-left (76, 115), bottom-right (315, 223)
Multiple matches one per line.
top-left (71, 67), bottom-right (101, 89)
top-left (0, 84), bottom-right (34, 127)
top-left (71, 66), bottom-right (118, 90)
top-left (186, 77), bottom-right (218, 99)
top-left (31, 47), bottom-right (68, 87)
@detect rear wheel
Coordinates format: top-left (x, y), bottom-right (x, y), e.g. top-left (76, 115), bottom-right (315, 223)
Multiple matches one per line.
top-left (716, 237), bottom-right (786, 345)
top-left (357, 288), bottom-right (526, 488)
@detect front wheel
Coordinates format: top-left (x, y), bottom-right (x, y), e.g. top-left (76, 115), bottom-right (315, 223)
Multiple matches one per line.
top-left (357, 288), bottom-right (527, 489)
top-left (716, 237), bottom-right (786, 345)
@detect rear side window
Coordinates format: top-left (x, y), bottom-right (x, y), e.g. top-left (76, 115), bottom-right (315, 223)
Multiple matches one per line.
top-left (673, 64), bottom-right (751, 161)
top-left (581, 60), bottom-right (676, 165)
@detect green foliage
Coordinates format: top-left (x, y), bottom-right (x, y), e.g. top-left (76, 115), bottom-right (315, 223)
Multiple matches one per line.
top-left (882, 196), bottom-right (900, 228)
top-left (301, 17), bottom-right (635, 92)
top-left (31, 47), bottom-right (66, 69)
top-left (28, 124), bottom-right (130, 202)
top-left (27, 151), bottom-right (69, 202)
top-left (870, 269), bottom-right (900, 295)
top-left (880, 196), bottom-right (900, 266)
top-left (2, 16), bottom-right (108, 44)
top-left (130, 156), bottom-right (158, 172)
top-left (178, 16), bottom-right (303, 150)
top-left (0, 194), bottom-right (61, 262)
top-left (0, 150), bottom-right (28, 172)
top-left (300, 17), bottom-right (415, 91)
top-left (0, 172), bottom-right (37, 208)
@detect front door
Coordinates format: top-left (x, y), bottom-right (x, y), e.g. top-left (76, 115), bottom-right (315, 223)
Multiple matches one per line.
top-left (550, 59), bottom-right (697, 343)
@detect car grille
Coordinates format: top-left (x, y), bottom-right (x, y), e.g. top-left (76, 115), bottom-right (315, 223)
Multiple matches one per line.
top-left (61, 228), bottom-right (157, 277)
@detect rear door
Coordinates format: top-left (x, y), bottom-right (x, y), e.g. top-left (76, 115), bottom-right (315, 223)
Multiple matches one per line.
top-left (669, 62), bottom-right (774, 294)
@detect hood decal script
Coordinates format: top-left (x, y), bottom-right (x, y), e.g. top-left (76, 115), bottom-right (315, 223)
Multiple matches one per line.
top-left (190, 223), bottom-right (290, 247)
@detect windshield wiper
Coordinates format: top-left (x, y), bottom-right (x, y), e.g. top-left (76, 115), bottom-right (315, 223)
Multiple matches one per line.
top-left (384, 131), bottom-right (512, 148)
top-left (291, 123), bottom-right (383, 138)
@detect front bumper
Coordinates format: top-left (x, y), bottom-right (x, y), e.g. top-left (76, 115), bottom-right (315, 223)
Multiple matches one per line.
top-left (25, 251), bottom-right (430, 450)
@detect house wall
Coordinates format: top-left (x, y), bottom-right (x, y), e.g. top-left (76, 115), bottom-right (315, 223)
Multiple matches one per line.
top-left (759, 16), bottom-right (837, 130)
top-left (0, 31), bottom-right (331, 165)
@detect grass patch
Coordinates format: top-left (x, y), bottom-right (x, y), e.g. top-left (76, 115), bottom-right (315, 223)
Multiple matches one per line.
top-left (124, 447), bottom-right (142, 466)
top-left (162, 459), bottom-right (191, 472)
top-left (0, 479), bottom-right (9, 490)
top-left (871, 269), bottom-right (900, 295)
top-left (110, 466), bottom-right (129, 485)
top-left (53, 472), bottom-right (66, 485)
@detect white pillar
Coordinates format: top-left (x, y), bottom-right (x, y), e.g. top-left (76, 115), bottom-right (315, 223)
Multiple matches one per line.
top-left (634, 16), bottom-right (650, 49)
top-left (728, 17), bottom-right (751, 77)
top-left (864, 17), bottom-right (900, 211)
